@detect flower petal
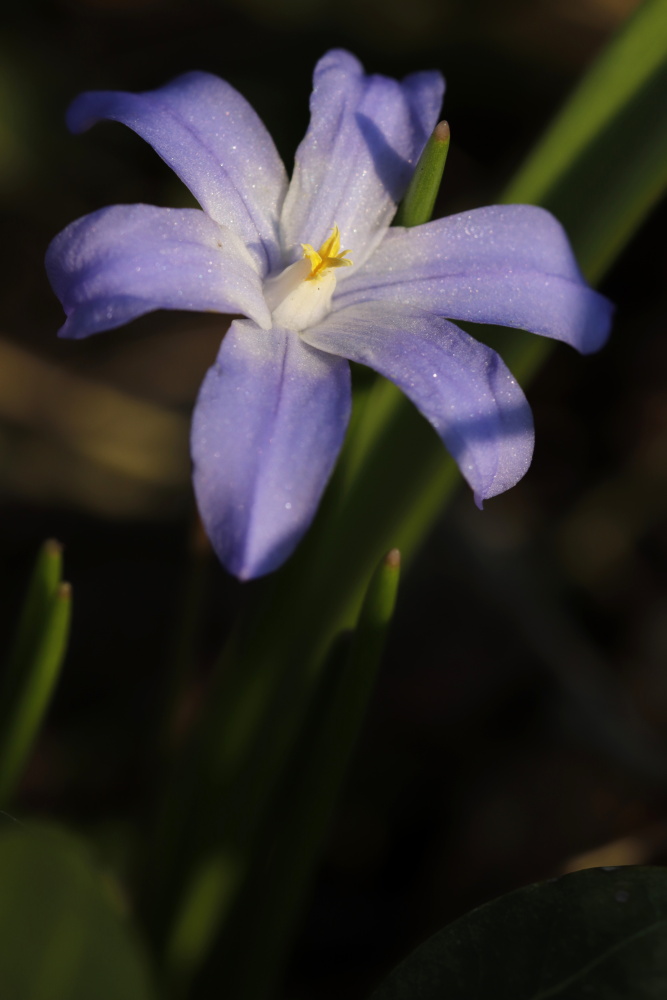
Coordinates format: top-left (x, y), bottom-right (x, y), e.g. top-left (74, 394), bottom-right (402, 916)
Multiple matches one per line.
top-left (281, 49), bottom-right (444, 270)
top-left (46, 204), bottom-right (272, 339)
top-left (191, 320), bottom-right (351, 579)
top-left (67, 72), bottom-right (288, 273)
top-left (334, 205), bottom-right (614, 353)
top-left (302, 302), bottom-right (534, 504)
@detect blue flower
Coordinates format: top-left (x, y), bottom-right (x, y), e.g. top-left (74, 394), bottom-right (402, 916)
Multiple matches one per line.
top-left (46, 50), bottom-right (613, 580)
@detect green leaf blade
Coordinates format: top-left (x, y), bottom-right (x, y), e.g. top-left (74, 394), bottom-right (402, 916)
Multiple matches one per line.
top-left (371, 867), bottom-right (667, 1000)
top-left (189, 549), bottom-right (400, 1000)
top-left (503, 0), bottom-right (667, 208)
top-left (4, 539), bottom-right (63, 693)
top-left (394, 121), bottom-right (450, 228)
top-left (0, 544), bottom-right (72, 806)
top-left (0, 824), bottom-right (155, 1000)
top-left (169, 551), bottom-right (402, 1000)
top-left (502, 0), bottom-right (667, 282)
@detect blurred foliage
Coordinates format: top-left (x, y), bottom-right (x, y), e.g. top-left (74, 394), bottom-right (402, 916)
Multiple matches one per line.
top-left (0, 539), bottom-right (71, 805)
top-left (1, 0), bottom-right (667, 998)
top-left (372, 866), bottom-right (667, 999)
top-left (0, 823), bottom-right (155, 1000)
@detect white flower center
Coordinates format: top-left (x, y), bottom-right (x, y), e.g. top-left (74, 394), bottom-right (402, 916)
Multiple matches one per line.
top-left (264, 225), bottom-right (352, 332)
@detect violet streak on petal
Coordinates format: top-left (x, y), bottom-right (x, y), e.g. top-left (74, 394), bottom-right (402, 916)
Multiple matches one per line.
top-left (334, 205), bottom-right (613, 353)
top-left (303, 301), bottom-right (535, 504)
top-left (191, 320), bottom-right (351, 580)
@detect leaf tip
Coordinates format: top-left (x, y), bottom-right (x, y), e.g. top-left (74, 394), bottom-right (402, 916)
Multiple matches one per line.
top-left (385, 548), bottom-right (401, 570)
top-left (433, 120), bottom-right (450, 144)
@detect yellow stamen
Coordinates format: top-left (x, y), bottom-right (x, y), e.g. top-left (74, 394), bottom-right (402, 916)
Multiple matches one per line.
top-left (301, 225), bottom-right (353, 279)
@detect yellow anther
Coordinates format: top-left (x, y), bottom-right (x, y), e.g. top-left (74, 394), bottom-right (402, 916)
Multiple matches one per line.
top-left (301, 225), bottom-right (353, 279)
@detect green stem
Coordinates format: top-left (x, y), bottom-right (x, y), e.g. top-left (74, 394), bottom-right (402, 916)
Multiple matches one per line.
top-left (192, 551), bottom-right (402, 1000)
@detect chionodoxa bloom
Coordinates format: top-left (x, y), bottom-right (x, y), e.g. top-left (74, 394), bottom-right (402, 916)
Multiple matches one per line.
top-left (47, 50), bottom-right (613, 580)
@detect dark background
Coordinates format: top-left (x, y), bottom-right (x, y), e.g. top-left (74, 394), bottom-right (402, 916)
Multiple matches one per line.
top-left (2, 0), bottom-right (667, 997)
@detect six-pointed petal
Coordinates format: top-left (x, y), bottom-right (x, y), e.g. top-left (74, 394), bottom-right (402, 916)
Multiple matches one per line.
top-left (191, 320), bottom-right (350, 580)
top-left (335, 205), bottom-right (613, 353)
top-left (304, 302), bottom-right (535, 505)
top-left (46, 204), bottom-right (271, 339)
top-left (67, 71), bottom-right (288, 273)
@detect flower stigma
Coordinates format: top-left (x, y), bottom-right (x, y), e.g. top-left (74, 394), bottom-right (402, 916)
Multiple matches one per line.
top-left (266, 225), bottom-right (353, 332)
top-left (301, 225), bottom-right (352, 279)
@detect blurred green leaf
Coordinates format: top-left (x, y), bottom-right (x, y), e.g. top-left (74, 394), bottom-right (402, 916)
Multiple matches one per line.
top-left (348, 546), bottom-right (401, 678)
top-left (189, 550), bottom-right (401, 1000)
top-left (370, 866), bottom-right (667, 1000)
top-left (0, 824), bottom-right (155, 1000)
top-left (4, 539), bottom-right (63, 690)
top-left (0, 541), bottom-right (71, 806)
top-left (503, 0), bottom-right (667, 282)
